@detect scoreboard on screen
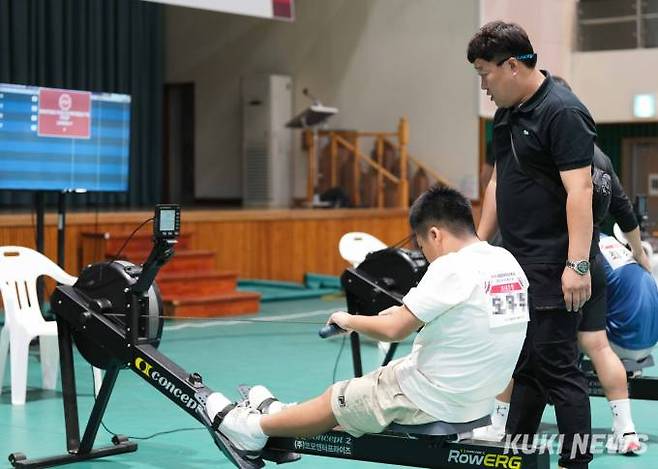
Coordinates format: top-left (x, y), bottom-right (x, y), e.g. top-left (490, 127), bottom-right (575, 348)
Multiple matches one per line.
top-left (0, 83), bottom-right (131, 192)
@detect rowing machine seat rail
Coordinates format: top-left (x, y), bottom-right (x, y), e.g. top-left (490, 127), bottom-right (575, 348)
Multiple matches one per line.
top-left (387, 415), bottom-right (491, 438)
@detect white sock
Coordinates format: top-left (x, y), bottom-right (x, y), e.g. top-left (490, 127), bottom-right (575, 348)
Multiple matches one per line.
top-left (609, 399), bottom-right (635, 434)
top-left (207, 392), bottom-right (231, 419)
top-left (248, 413), bottom-right (267, 438)
top-left (491, 399), bottom-right (510, 431)
top-left (267, 401), bottom-right (285, 414)
top-left (248, 385), bottom-right (292, 414)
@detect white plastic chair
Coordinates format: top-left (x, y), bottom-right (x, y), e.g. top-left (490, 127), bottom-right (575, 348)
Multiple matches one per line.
top-left (338, 232), bottom-right (387, 268)
top-left (0, 246), bottom-right (101, 405)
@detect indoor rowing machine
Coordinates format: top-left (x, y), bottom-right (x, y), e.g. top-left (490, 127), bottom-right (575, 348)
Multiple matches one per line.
top-left (8, 205), bottom-right (297, 469)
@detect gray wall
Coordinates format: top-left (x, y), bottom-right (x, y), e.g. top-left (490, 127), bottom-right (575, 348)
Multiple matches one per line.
top-left (166, 0), bottom-right (481, 200)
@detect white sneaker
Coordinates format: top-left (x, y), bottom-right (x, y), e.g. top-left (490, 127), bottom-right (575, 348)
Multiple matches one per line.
top-left (247, 385), bottom-right (294, 414)
top-left (472, 424), bottom-right (505, 442)
top-left (206, 392), bottom-right (267, 456)
top-left (606, 431), bottom-right (642, 454)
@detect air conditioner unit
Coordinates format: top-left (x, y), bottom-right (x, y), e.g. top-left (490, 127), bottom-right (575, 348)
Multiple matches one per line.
top-left (241, 74), bottom-right (292, 207)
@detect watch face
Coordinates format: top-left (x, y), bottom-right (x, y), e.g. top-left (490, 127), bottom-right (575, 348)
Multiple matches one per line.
top-left (576, 260), bottom-right (590, 274)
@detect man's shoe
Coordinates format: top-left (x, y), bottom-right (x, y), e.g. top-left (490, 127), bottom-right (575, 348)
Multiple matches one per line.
top-left (207, 392), bottom-right (267, 458)
top-left (472, 424), bottom-right (505, 442)
top-left (606, 431), bottom-right (642, 455)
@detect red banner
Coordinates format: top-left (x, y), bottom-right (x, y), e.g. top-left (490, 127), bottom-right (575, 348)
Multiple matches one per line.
top-left (37, 88), bottom-right (91, 139)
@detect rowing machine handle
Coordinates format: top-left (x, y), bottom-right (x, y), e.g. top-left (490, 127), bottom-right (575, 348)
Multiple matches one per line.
top-left (318, 323), bottom-right (346, 339)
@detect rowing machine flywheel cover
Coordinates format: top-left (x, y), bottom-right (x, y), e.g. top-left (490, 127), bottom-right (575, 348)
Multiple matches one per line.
top-left (71, 260), bottom-right (164, 369)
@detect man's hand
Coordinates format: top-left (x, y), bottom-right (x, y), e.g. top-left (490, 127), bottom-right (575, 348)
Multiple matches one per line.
top-left (327, 311), bottom-right (353, 332)
top-left (562, 268), bottom-right (591, 312)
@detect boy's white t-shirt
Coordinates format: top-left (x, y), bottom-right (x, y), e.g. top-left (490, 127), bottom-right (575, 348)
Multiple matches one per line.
top-left (396, 241), bottom-right (528, 423)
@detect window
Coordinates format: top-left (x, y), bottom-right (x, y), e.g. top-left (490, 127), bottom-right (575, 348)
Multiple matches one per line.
top-left (578, 0), bottom-right (658, 50)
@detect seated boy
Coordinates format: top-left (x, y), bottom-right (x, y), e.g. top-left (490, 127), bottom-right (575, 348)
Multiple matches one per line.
top-left (205, 186), bottom-right (529, 458)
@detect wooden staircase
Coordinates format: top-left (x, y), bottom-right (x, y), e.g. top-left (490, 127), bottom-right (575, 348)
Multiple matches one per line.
top-left (80, 232), bottom-right (260, 318)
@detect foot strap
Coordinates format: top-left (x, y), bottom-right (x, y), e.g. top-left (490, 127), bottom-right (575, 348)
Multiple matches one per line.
top-left (197, 405), bottom-right (264, 469)
top-left (212, 403), bottom-right (237, 431)
top-left (256, 397), bottom-right (278, 414)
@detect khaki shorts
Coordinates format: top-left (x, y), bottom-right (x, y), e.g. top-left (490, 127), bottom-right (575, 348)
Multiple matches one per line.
top-left (330, 360), bottom-right (435, 437)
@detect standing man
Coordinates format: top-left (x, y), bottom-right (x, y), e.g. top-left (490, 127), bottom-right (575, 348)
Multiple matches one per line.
top-left (467, 21), bottom-right (595, 469)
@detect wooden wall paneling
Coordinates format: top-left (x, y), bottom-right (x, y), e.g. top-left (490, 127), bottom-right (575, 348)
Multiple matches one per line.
top-left (0, 209), bottom-right (410, 284)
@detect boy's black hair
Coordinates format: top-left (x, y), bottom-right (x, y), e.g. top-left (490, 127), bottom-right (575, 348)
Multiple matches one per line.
top-left (467, 21), bottom-right (537, 68)
top-left (409, 185), bottom-right (476, 237)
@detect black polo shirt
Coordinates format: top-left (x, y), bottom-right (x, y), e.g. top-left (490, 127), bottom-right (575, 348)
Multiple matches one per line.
top-left (492, 71), bottom-right (597, 266)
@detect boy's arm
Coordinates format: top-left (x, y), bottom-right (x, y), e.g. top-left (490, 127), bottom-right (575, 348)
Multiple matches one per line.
top-left (328, 306), bottom-right (424, 342)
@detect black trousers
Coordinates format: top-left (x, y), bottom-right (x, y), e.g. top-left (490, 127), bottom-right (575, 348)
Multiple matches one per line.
top-left (506, 303), bottom-right (593, 468)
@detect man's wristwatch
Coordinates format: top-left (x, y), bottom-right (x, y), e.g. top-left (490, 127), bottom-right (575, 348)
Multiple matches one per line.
top-left (566, 259), bottom-right (590, 276)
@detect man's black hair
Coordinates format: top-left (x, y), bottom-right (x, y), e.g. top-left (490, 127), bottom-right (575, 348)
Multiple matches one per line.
top-left (409, 185), bottom-right (476, 237)
top-left (467, 21), bottom-right (537, 68)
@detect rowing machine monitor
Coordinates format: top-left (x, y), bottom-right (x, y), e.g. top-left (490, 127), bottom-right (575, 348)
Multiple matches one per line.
top-left (154, 204), bottom-right (180, 240)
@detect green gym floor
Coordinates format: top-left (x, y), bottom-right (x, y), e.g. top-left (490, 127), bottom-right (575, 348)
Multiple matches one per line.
top-left (1, 295), bottom-right (657, 468)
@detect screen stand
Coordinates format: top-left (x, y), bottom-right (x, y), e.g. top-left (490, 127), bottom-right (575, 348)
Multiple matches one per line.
top-left (35, 192), bottom-right (46, 304)
top-left (57, 191), bottom-right (67, 268)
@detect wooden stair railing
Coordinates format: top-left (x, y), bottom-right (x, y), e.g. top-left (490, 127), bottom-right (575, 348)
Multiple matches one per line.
top-left (381, 136), bottom-right (454, 189)
top-left (305, 117), bottom-right (451, 208)
top-left (331, 133), bottom-right (400, 208)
